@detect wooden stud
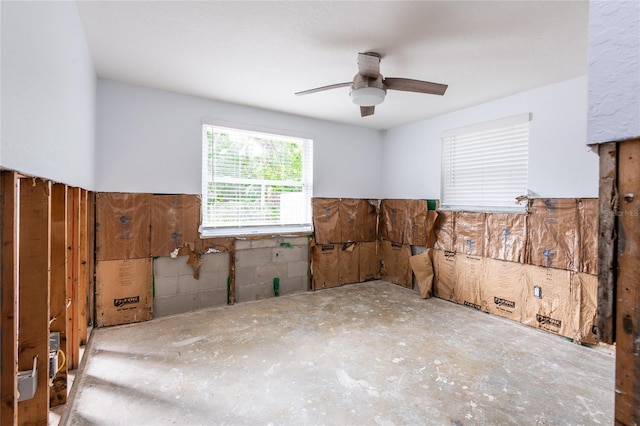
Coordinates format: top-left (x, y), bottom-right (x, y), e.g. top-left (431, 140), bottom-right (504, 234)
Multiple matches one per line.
top-left (87, 191), bottom-right (96, 328)
top-left (615, 139), bottom-right (640, 424)
top-left (17, 178), bottom-right (51, 424)
top-left (598, 142), bottom-right (618, 344)
top-left (1, 172), bottom-right (20, 426)
top-left (77, 189), bottom-right (89, 345)
top-left (66, 187), bottom-right (80, 370)
top-left (228, 246), bottom-right (236, 305)
top-left (49, 184), bottom-right (68, 407)
top-left (307, 238), bottom-right (313, 291)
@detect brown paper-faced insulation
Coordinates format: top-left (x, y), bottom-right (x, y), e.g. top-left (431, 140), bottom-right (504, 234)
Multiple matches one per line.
top-left (453, 254), bottom-right (484, 310)
top-left (362, 200), bottom-right (380, 242)
top-left (522, 264), bottom-right (578, 338)
top-left (527, 198), bottom-right (579, 271)
top-left (339, 242), bottom-right (360, 285)
top-left (482, 258), bottom-right (525, 321)
top-left (574, 272), bottom-right (598, 344)
top-left (381, 199), bottom-right (407, 244)
top-left (484, 212), bottom-right (527, 263)
top-left (150, 194), bottom-right (200, 257)
top-left (339, 199), bottom-right (366, 242)
top-left (405, 199), bottom-right (428, 245)
top-left (96, 193), bottom-right (151, 261)
top-left (578, 199), bottom-right (598, 275)
top-left (381, 240), bottom-right (412, 288)
top-left (313, 198), bottom-right (341, 244)
top-left (454, 212), bottom-right (486, 256)
top-left (425, 211), bottom-right (439, 248)
top-left (359, 241), bottom-right (380, 282)
top-left (433, 250), bottom-right (456, 301)
top-left (195, 237), bottom-right (235, 255)
top-left (95, 258), bottom-right (153, 327)
top-left (434, 211), bottom-right (455, 251)
top-left (312, 244), bottom-right (340, 289)
top-left (409, 249), bottom-right (434, 299)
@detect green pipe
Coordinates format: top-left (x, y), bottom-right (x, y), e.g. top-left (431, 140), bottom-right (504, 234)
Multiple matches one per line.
top-left (273, 277), bottom-right (280, 297)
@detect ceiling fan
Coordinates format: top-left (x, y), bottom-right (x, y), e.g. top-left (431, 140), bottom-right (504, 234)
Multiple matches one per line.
top-left (295, 52), bottom-right (448, 117)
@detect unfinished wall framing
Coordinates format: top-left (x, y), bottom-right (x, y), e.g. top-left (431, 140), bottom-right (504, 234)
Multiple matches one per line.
top-left (595, 138), bottom-right (640, 424)
top-left (0, 171), bottom-right (94, 425)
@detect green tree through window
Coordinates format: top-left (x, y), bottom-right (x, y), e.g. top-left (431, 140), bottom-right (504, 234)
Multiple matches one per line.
top-left (201, 124), bottom-right (313, 236)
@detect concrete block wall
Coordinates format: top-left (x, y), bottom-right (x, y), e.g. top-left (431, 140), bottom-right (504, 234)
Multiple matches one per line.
top-left (153, 236), bottom-right (310, 317)
top-left (235, 236), bottom-right (310, 302)
top-left (154, 252), bottom-right (229, 317)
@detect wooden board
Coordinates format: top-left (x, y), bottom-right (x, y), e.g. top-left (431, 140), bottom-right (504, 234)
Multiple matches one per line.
top-left (615, 139), bottom-right (640, 424)
top-left (78, 189), bottom-right (89, 345)
top-left (66, 187), bottom-right (80, 370)
top-left (597, 142), bottom-right (617, 344)
top-left (17, 178), bottom-right (51, 424)
top-left (87, 191), bottom-right (96, 328)
top-left (1, 172), bottom-right (19, 425)
top-left (228, 249), bottom-right (236, 305)
top-left (49, 184), bottom-right (68, 407)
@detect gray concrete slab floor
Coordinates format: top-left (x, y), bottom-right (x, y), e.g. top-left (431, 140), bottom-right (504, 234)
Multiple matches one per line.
top-left (62, 281), bottom-right (614, 425)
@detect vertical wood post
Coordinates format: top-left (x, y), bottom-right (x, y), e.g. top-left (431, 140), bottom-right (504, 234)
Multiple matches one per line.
top-left (87, 191), bottom-right (96, 328)
top-left (77, 189), bottom-right (88, 345)
top-left (49, 184), bottom-right (68, 407)
top-left (66, 187), bottom-right (80, 369)
top-left (598, 142), bottom-right (617, 344)
top-left (17, 178), bottom-right (51, 424)
top-left (1, 172), bottom-right (20, 425)
top-left (228, 246), bottom-right (236, 305)
top-left (615, 139), bottom-right (640, 424)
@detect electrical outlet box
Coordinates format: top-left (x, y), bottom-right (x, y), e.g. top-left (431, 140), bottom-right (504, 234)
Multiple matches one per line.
top-left (533, 285), bottom-right (542, 299)
top-left (50, 331), bottom-right (60, 352)
top-left (17, 356), bottom-right (38, 402)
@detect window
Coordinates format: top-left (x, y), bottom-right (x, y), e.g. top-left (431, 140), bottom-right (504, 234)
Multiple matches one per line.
top-left (201, 122), bottom-right (313, 236)
top-left (440, 113), bottom-right (530, 212)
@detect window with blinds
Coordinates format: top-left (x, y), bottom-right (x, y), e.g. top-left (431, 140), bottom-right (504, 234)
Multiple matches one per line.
top-left (201, 122), bottom-right (313, 237)
top-left (440, 113), bottom-right (530, 212)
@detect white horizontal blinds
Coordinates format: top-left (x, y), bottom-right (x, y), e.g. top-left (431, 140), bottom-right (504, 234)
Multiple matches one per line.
top-left (202, 124), bottom-right (313, 235)
top-left (441, 114), bottom-right (529, 212)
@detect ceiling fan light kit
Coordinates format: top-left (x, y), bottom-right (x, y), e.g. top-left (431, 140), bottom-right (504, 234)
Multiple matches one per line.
top-left (295, 52), bottom-right (447, 117)
top-left (350, 87), bottom-right (386, 106)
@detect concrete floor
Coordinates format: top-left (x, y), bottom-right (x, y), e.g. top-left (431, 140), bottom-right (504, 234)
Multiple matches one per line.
top-left (62, 281), bottom-right (614, 425)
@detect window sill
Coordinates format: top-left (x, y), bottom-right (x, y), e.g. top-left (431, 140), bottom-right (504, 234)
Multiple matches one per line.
top-left (199, 224), bottom-right (313, 238)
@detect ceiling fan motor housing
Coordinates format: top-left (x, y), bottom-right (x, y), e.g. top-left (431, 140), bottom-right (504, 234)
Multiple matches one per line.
top-left (350, 74), bottom-right (386, 106)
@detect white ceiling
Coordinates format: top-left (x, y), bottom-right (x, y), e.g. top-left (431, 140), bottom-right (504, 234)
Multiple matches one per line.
top-left (76, 1), bottom-right (589, 131)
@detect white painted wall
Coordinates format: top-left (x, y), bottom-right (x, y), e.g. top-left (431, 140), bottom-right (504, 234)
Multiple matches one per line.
top-left (381, 77), bottom-right (598, 199)
top-left (1, 1), bottom-right (96, 189)
top-left (587, 0), bottom-right (640, 144)
top-left (96, 79), bottom-right (382, 197)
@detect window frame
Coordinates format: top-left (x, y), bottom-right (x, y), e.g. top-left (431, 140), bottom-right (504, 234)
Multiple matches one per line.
top-left (440, 113), bottom-right (530, 213)
top-left (200, 119), bottom-right (314, 237)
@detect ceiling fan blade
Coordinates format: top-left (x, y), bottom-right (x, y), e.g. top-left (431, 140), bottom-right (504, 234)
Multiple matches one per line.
top-left (295, 82), bottom-right (351, 96)
top-left (360, 106), bottom-right (375, 117)
top-left (384, 78), bottom-right (448, 96)
top-left (358, 52), bottom-right (381, 78)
